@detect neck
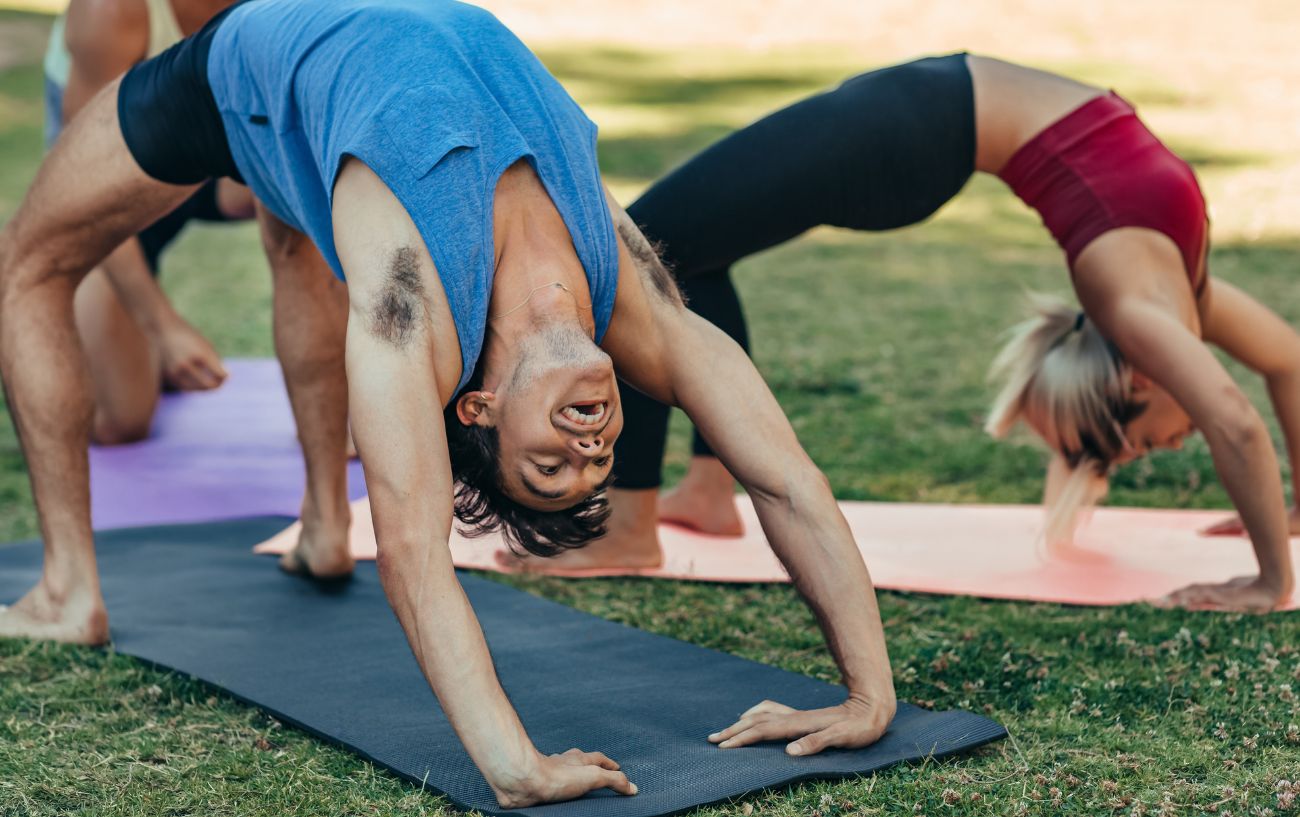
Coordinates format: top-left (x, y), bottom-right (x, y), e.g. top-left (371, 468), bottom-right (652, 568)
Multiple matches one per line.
top-left (481, 163), bottom-right (594, 390)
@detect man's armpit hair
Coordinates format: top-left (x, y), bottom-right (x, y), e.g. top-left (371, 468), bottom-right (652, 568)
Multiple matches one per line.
top-left (616, 217), bottom-right (683, 306)
top-left (368, 246), bottom-right (426, 346)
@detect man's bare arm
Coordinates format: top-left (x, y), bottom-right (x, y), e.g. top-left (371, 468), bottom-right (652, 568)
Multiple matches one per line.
top-left (332, 160), bottom-right (633, 807)
top-left (603, 205), bottom-right (896, 754)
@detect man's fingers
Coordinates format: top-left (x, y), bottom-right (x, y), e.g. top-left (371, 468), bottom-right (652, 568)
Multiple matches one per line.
top-left (741, 699), bottom-right (793, 719)
top-left (580, 751), bottom-right (619, 771)
top-left (787, 722), bottom-right (876, 756)
top-left (708, 716), bottom-right (756, 744)
top-left (717, 722), bottom-right (789, 749)
top-left (583, 766), bottom-right (637, 796)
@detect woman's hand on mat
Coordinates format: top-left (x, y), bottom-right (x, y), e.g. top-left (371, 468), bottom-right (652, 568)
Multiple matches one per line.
top-left (1159, 574), bottom-right (1290, 612)
top-left (708, 693), bottom-right (895, 755)
top-left (493, 748), bottom-right (637, 808)
top-left (1201, 506), bottom-right (1300, 537)
top-left (159, 319), bottom-right (228, 391)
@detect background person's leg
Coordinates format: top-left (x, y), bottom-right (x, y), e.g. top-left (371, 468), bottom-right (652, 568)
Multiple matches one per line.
top-left (257, 204), bottom-right (354, 580)
top-left (74, 253), bottom-right (161, 445)
top-left (656, 267), bottom-right (750, 534)
top-left (0, 78), bottom-right (199, 643)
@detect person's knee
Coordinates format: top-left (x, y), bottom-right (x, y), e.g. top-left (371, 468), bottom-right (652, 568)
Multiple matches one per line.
top-left (91, 410), bottom-right (152, 446)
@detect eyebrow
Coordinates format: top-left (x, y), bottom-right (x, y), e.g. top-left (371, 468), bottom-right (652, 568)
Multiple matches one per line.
top-left (519, 469), bottom-right (616, 503)
top-left (520, 474), bottom-right (567, 501)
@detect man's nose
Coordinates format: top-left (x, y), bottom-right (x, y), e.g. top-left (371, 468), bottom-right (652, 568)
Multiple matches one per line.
top-left (568, 434), bottom-right (604, 458)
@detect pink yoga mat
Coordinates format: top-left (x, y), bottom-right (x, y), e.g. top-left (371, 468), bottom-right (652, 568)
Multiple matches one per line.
top-left (254, 496), bottom-right (1300, 608)
top-left (89, 359), bottom-right (367, 529)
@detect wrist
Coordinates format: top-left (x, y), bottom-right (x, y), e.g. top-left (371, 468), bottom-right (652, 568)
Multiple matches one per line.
top-left (486, 747), bottom-right (545, 807)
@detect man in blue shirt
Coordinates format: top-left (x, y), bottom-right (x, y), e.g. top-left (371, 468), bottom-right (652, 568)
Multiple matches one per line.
top-left (0, 0), bottom-right (896, 806)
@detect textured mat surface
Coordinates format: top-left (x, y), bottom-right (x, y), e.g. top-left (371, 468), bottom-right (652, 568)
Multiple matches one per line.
top-left (257, 497), bottom-right (1300, 608)
top-left (0, 519), bottom-right (1006, 816)
top-left (89, 359), bottom-right (367, 529)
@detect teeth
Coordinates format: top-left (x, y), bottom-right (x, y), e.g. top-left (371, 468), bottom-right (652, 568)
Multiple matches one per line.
top-left (561, 403), bottom-right (605, 426)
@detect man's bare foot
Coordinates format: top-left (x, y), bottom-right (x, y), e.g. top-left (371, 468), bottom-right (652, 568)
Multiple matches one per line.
top-left (495, 488), bottom-right (664, 574)
top-left (279, 515), bottom-right (354, 581)
top-left (658, 456), bottom-right (743, 536)
top-left (0, 580), bottom-right (109, 645)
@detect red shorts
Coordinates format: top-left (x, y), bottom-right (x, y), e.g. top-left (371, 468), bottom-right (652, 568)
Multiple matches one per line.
top-left (998, 92), bottom-right (1208, 294)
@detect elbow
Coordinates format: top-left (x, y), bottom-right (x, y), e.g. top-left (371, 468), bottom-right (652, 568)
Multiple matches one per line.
top-left (1203, 389), bottom-right (1270, 454)
top-left (757, 461), bottom-right (831, 508)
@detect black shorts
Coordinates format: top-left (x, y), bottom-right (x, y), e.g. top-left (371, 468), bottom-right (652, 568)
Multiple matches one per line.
top-left (137, 180), bottom-right (233, 274)
top-left (117, 2), bottom-right (244, 185)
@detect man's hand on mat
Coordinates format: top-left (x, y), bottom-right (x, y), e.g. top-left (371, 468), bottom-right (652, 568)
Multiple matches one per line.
top-left (159, 319), bottom-right (228, 391)
top-left (1160, 574), bottom-right (1290, 612)
top-left (1201, 506), bottom-right (1300, 537)
top-left (708, 694), bottom-right (895, 755)
top-left (493, 748), bottom-right (637, 807)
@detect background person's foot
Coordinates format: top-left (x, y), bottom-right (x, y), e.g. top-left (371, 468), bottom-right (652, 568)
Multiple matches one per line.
top-left (0, 581), bottom-right (109, 645)
top-left (658, 457), bottom-right (744, 536)
top-left (495, 487), bottom-right (665, 574)
top-left (279, 522), bottom-right (355, 581)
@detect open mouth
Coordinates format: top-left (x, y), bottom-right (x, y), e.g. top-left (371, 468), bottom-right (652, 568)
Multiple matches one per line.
top-left (560, 400), bottom-right (607, 427)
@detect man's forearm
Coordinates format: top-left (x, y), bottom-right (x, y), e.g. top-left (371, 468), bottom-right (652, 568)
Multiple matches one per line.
top-left (750, 471), bottom-right (895, 700)
top-left (375, 534), bottom-right (540, 789)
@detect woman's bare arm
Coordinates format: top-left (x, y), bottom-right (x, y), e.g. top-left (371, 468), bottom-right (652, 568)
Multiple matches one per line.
top-left (1200, 278), bottom-right (1300, 531)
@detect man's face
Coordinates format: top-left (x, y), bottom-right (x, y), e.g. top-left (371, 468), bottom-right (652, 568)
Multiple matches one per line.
top-left (494, 361), bottom-right (623, 510)
top-left (461, 325), bottom-right (624, 510)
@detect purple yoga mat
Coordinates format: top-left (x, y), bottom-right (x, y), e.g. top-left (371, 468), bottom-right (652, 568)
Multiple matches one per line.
top-left (89, 358), bottom-right (367, 529)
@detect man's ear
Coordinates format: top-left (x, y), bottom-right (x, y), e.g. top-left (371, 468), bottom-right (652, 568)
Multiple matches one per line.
top-left (455, 391), bottom-right (497, 427)
top-left (1129, 370), bottom-right (1156, 393)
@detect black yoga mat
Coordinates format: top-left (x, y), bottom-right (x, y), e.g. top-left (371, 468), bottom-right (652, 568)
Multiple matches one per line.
top-left (0, 519), bottom-right (1006, 816)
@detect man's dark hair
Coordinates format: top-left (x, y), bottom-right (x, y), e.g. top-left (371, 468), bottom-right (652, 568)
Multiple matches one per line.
top-left (443, 364), bottom-right (611, 557)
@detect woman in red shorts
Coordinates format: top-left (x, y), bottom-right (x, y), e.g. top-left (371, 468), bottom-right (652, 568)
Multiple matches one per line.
top-left (525, 54), bottom-right (1299, 613)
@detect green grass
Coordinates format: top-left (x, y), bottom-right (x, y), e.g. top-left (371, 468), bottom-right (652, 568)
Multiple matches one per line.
top-left (3, 9), bottom-right (1300, 816)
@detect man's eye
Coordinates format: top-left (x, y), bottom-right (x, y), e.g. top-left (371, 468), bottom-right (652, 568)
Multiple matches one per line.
top-left (593, 456), bottom-right (611, 467)
top-left (537, 464), bottom-right (561, 476)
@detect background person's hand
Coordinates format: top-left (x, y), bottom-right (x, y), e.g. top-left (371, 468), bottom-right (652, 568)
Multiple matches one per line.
top-left (493, 748), bottom-right (637, 809)
top-left (1158, 574), bottom-right (1290, 612)
top-left (158, 319), bottom-right (227, 391)
top-left (708, 692), bottom-right (896, 756)
top-left (1201, 506), bottom-right (1300, 537)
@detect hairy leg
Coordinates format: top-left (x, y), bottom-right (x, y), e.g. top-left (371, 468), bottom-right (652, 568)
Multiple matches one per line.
top-left (0, 78), bottom-right (197, 643)
top-left (257, 204), bottom-right (353, 580)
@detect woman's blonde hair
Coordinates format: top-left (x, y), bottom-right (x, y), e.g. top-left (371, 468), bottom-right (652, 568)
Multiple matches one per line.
top-left (985, 294), bottom-right (1146, 543)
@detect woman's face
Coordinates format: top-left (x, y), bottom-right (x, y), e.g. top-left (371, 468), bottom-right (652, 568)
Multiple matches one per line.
top-left (1119, 383), bottom-right (1196, 463)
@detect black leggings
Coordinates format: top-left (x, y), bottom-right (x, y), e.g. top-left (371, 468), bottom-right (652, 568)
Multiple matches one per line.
top-left (615, 53), bottom-right (977, 489)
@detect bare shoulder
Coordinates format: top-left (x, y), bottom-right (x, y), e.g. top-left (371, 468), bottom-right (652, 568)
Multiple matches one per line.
top-left (607, 202), bottom-right (682, 307)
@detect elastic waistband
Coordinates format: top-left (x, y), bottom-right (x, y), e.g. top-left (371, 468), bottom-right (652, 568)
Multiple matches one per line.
top-left (997, 91), bottom-right (1135, 192)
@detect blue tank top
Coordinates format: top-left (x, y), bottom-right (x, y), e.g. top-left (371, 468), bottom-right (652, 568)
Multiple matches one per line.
top-left (206, 0), bottom-right (620, 390)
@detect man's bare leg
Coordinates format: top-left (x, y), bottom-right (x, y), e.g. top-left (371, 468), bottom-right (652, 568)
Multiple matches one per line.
top-left (658, 455), bottom-right (744, 535)
top-left (257, 205), bottom-right (354, 579)
top-left (0, 78), bottom-right (197, 643)
top-left (74, 260), bottom-right (161, 445)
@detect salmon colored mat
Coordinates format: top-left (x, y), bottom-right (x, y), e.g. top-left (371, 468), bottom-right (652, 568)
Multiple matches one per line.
top-left (254, 497), bottom-right (1300, 608)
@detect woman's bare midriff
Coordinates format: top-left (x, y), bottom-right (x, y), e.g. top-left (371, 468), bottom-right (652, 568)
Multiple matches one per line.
top-left (967, 54), bottom-right (1106, 176)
